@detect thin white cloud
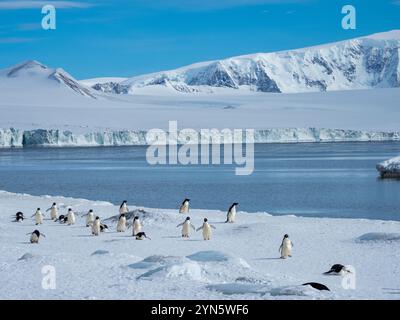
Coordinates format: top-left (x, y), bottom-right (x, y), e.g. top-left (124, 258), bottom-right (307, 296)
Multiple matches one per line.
top-left (0, 1), bottom-right (93, 10)
top-left (0, 37), bottom-right (39, 43)
top-left (135, 0), bottom-right (310, 11)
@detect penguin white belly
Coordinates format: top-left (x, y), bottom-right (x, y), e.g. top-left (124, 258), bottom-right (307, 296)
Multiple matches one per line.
top-left (50, 208), bottom-right (58, 220)
top-left (30, 233), bottom-right (39, 243)
top-left (86, 213), bottom-right (94, 226)
top-left (133, 221), bottom-right (142, 235)
top-left (117, 217), bottom-right (127, 232)
top-left (92, 221), bottom-right (100, 236)
top-left (119, 205), bottom-right (128, 215)
top-left (202, 224), bottom-right (212, 240)
top-left (179, 203), bottom-right (189, 214)
top-left (182, 223), bottom-right (191, 236)
top-left (227, 208), bottom-right (236, 223)
top-left (35, 213), bottom-right (43, 225)
top-left (281, 240), bottom-right (292, 258)
top-left (68, 213), bottom-right (76, 225)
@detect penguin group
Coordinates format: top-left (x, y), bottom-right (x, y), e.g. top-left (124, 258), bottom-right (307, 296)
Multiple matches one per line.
top-left (13, 197), bottom-right (349, 292)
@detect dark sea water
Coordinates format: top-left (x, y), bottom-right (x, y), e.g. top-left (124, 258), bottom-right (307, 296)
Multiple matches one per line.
top-left (0, 142), bottom-right (399, 221)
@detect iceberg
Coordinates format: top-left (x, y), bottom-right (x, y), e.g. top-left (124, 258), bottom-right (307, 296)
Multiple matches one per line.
top-left (376, 156), bottom-right (400, 178)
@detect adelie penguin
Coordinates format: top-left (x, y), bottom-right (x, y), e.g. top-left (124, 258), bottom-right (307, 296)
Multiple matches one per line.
top-left (177, 217), bottom-right (196, 238)
top-left (135, 232), bottom-right (151, 240)
top-left (302, 283), bottom-right (330, 291)
top-left (58, 215), bottom-right (68, 224)
top-left (92, 216), bottom-right (101, 236)
top-left (67, 208), bottom-right (76, 225)
top-left (15, 212), bottom-right (24, 222)
top-left (179, 199), bottom-right (190, 214)
top-left (196, 218), bottom-right (216, 240)
top-left (324, 264), bottom-right (351, 275)
top-left (117, 213), bottom-right (127, 232)
top-left (226, 203), bottom-right (238, 223)
top-left (130, 216), bottom-right (142, 236)
top-left (28, 230), bottom-right (45, 244)
top-left (85, 209), bottom-right (95, 227)
top-left (279, 234), bottom-right (293, 259)
top-left (31, 208), bottom-right (44, 225)
top-left (100, 223), bottom-right (109, 232)
top-left (46, 202), bottom-right (58, 221)
top-left (119, 200), bottom-right (129, 215)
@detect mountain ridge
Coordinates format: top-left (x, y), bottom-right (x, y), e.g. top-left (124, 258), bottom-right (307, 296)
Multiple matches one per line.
top-left (84, 30), bottom-right (400, 95)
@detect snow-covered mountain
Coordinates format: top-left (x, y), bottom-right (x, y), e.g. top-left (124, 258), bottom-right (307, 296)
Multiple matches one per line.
top-left (0, 60), bottom-right (97, 99)
top-left (85, 30), bottom-right (400, 95)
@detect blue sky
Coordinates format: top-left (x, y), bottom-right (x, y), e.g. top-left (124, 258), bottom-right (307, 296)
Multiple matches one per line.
top-left (0, 0), bottom-right (399, 79)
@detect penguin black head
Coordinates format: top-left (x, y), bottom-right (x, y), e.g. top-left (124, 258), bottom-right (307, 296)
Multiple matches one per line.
top-left (68, 208), bottom-right (72, 212)
top-left (33, 230), bottom-right (40, 237)
top-left (37, 208), bottom-right (41, 211)
top-left (284, 234), bottom-right (289, 238)
top-left (120, 200), bottom-right (127, 208)
top-left (204, 218), bottom-right (208, 222)
top-left (186, 217), bottom-right (190, 220)
top-left (89, 209), bottom-right (93, 212)
top-left (16, 212), bottom-right (24, 217)
top-left (183, 198), bottom-right (190, 204)
top-left (120, 213), bottom-right (125, 218)
top-left (95, 216), bottom-right (100, 220)
top-left (53, 202), bottom-right (56, 206)
top-left (233, 202), bottom-right (239, 206)
top-left (134, 216), bottom-right (139, 220)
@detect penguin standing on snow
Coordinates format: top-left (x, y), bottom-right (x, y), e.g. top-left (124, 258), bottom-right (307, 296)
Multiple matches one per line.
top-left (67, 208), bottom-right (76, 225)
top-left (196, 218), bottom-right (216, 240)
top-left (85, 209), bottom-right (95, 227)
top-left (131, 216), bottom-right (142, 236)
top-left (117, 213), bottom-right (127, 232)
top-left (92, 216), bottom-right (101, 236)
top-left (28, 230), bottom-right (45, 244)
top-left (135, 232), bottom-right (151, 240)
top-left (31, 208), bottom-right (44, 225)
top-left (179, 199), bottom-right (190, 214)
top-left (226, 203), bottom-right (238, 223)
top-left (177, 217), bottom-right (196, 238)
top-left (324, 264), bottom-right (351, 275)
top-left (15, 212), bottom-right (24, 222)
top-left (46, 202), bottom-right (58, 221)
top-left (119, 200), bottom-right (129, 215)
top-left (279, 234), bottom-right (293, 259)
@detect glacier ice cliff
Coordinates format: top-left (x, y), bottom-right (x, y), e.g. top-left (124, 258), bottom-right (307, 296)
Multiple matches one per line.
top-left (1, 127), bottom-right (399, 148)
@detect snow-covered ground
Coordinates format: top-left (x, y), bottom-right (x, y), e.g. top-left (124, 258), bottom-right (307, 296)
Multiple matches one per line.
top-left (1, 190), bottom-right (399, 300)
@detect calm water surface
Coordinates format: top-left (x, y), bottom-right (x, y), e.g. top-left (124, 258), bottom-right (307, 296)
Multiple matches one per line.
top-left (0, 142), bottom-right (399, 220)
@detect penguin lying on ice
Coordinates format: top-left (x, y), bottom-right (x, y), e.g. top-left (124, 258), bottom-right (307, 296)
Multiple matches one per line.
top-left (324, 264), bottom-right (351, 275)
top-left (302, 282), bottom-right (330, 291)
top-left (27, 230), bottom-right (45, 244)
top-left (135, 232), bottom-right (151, 240)
top-left (15, 212), bottom-right (24, 222)
top-left (58, 215), bottom-right (68, 223)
